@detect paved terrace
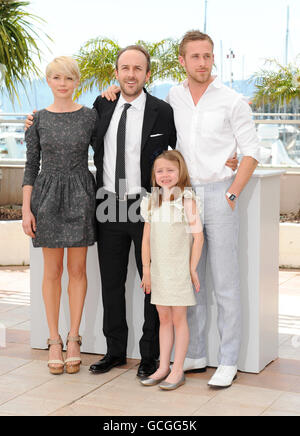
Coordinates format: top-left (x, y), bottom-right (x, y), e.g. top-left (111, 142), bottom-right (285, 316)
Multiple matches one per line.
top-left (0, 267), bottom-right (299, 416)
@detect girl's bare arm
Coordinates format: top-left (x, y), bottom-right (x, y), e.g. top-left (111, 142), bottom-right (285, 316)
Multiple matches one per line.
top-left (141, 222), bottom-right (151, 294)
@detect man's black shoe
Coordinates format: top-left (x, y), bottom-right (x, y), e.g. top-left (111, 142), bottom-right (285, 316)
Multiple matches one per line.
top-left (137, 358), bottom-right (158, 378)
top-left (89, 354), bottom-right (127, 374)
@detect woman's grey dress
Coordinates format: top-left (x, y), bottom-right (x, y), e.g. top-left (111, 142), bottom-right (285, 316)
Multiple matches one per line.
top-left (22, 106), bottom-right (98, 248)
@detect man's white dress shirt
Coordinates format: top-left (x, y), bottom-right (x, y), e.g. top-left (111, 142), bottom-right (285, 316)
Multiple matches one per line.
top-left (103, 91), bottom-right (146, 195)
top-left (166, 77), bottom-right (260, 185)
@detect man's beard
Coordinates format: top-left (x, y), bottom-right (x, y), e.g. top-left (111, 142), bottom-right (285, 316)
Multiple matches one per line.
top-left (120, 82), bottom-right (145, 98)
top-left (189, 69), bottom-right (212, 85)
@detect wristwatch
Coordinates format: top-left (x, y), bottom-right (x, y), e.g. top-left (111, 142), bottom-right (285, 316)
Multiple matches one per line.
top-left (226, 192), bottom-right (237, 202)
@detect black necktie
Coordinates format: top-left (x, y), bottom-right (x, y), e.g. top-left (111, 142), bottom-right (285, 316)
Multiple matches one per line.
top-left (115, 103), bottom-right (131, 199)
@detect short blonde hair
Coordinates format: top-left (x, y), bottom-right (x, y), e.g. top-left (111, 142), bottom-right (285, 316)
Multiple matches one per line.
top-left (179, 30), bottom-right (214, 57)
top-left (46, 56), bottom-right (80, 81)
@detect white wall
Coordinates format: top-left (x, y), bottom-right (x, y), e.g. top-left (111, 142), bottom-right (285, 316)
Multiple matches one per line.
top-left (0, 221), bottom-right (29, 265)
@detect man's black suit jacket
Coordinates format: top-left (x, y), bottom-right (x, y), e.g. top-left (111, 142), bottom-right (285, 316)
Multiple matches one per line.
top-left (92, 90), bottom-right (177, 193)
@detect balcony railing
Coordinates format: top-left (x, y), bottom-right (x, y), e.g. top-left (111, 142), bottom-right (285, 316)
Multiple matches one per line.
top-left (252, 114), bottom-right (300, 169)
top-left (1, 113), bottom-right (300, 169)
top-left (0, 113), bottom-right (96, 164)
top-left (0, 113), bottom-right (26, 161)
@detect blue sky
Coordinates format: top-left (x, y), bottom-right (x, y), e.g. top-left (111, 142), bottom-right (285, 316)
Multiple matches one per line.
top-left (28, 0), bottom-right (300, 81)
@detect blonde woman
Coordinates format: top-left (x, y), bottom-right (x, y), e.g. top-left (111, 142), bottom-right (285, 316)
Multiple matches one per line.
top-left (22, 57), bottom-right (98, 374)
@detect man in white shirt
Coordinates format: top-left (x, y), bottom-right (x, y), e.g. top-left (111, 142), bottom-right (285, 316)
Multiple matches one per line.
top-left (166, 30), bottom-right (259, 387)
top-left (100, 37), bottom-right (248, 386)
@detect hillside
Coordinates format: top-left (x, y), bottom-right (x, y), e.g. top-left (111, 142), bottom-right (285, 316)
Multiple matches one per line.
top-left (0, 79), bottom-right (255, 113)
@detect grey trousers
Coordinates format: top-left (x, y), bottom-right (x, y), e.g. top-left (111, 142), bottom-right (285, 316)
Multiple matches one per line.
top-left (188, 177), bottom-right (241, 366)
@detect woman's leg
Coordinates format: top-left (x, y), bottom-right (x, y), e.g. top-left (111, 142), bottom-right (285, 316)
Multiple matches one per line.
top-left (148, 305), bottom-right (173, 380)
top-left (66, 247), bottom-right (88, 361)
top-left (42, 247), bottom-right (64, 365)
top-left (165, 306), bottom-right (189, 383)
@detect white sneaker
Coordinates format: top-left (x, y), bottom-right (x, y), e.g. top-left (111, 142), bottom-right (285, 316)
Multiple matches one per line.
top-left (208, 365), bottom-right (237, 388)
top-left (183, 357), bottom-right (207, 373)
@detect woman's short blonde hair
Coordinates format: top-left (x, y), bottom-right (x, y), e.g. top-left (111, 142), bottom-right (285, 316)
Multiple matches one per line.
top-left (46, 56), bottom-right (80, 81)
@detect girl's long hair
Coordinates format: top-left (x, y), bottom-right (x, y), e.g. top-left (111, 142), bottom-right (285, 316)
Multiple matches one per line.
top-left (150, 150), bottom-right (192, 208)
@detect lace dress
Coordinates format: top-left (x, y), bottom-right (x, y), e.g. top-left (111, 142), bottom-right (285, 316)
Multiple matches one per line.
top-left (22, 106), bottom-right (98, 248)
top-left (140, 190), bottom-right (202, 306)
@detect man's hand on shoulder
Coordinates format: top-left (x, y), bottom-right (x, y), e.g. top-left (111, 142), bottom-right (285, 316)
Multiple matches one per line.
top-left (24, 110), bottom-right (36, 131)
top-left (101, 85), bottom-right (120, 101)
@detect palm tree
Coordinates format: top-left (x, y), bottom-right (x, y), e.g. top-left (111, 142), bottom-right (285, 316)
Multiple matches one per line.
top-left (74, 37), bottom-right (185, 99)
top-left (0, 0), bottom-right (52, 103)
top-left (251, 58), bottom-right (300, 112)
top-left (135, 38), bottom-right (185, 86)
top-left (74, 37), bottom-right (120, 100)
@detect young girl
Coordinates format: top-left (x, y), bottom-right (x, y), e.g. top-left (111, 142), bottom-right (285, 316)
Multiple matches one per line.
top-left (22, 57), bottom-right (98, 375)
top-left (140, 150), bottom-right (203, 390)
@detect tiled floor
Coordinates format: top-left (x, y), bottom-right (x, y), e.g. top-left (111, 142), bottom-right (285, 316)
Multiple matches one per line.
top-left (0, 266), bottom-right (299, 416)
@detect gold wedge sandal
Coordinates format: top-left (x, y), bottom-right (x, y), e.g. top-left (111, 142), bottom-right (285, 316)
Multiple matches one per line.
top-left (65, 333), bottom-right (82, 374)
top-left (47, 336), bottom-right (65, 375)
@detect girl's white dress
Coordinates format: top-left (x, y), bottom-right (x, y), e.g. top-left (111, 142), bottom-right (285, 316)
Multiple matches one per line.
top-left (140, 190), bottom-right (202, 306)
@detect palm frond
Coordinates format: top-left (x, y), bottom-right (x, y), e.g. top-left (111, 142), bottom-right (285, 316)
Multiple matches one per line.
top-left (136, 38), bottom-right (185, 87)
top-left (250, 58), bottom-right (300, 109)
top-left (0, 0), bottom-right (52, 104)
top-left (74, 37), bottom-right (120, 99)
top-left (74, 36), bottom-right (185, 99)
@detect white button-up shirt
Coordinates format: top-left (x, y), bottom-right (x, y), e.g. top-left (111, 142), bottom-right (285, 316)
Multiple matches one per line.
top-left (103, 90), bottom-right (146, 194)
top-left (166, 77), bottom-right (260, 185)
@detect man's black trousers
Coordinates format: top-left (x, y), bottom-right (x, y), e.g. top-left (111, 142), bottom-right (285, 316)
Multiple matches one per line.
top-left (96, 199), bottom-right (160, 360)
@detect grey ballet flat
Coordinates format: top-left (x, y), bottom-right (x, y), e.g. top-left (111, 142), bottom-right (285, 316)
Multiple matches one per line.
top-left (159, 373), bottom-right (185, 390)
top-left (139, 370), bottom-right (170, 386)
